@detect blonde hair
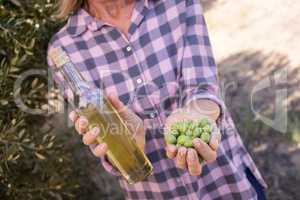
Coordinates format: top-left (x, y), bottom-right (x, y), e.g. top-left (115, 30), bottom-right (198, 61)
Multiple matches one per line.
top-left (56, 0), bottom-right (85, 19)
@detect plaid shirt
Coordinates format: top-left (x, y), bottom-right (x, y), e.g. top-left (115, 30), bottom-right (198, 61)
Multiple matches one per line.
top-left (48, 0), bottom-right (267, 199)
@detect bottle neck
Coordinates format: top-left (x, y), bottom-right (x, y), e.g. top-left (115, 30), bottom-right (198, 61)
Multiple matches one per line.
top-left (49, 47), bottom-right (102, 108)
top-left (58, 61), bottom-right (103, 108)
top-left (59, 62), bottom-right (90, 94)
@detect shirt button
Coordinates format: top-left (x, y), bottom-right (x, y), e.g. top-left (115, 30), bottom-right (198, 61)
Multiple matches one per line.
top-left (136, 78), bottom-right (142, 84)
top-left (126, 46), bottom-right (132, 52)
top-left (150, 113), bottom-right (156, 119)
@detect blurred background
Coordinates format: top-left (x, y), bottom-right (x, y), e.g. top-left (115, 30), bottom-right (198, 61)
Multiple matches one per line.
top-left (0, 0), bottom-right (299, 199)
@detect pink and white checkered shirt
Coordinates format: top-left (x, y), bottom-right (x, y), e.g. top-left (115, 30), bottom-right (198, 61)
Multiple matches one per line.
top-left (48, 0), bottom-right (267, 199)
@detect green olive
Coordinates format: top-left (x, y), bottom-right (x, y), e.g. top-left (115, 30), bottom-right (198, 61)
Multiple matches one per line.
top-left (176, 124), bottom-right (184, 134)
top-left (171, 122), bottom-right (180, 131)
top-left (198, 118), bottom-right (209, 127)
top-left (200, 118), bottom-right (210, 126)
top-left (202, 125), bottom-right (212, 133)
top-left (177, 135), bottom-right (188, 145)
top-left (181, 121), bottom-right (189, 133)
top-left (201, 132), bottom-right (210, 143)
top-left (170, 130), bottom-right (180, 137)
top-left (186, 120), bottom-right (193, 127)
top-left (176, 143), bottom-right (182, 148)
top-left (184, 137), bottom-right (193, 148)
top-left (189, 122), bottom-right (197, 131)
top-left (193, 127), bottom-right (202, 138)
top-left (165, 134), bottom-right (177, 144)
top-left (186, 129), bottom-right (193, 136)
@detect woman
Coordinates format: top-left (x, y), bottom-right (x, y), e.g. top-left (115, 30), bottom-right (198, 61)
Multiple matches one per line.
top-left (48, 0), bottom-right (267, 199)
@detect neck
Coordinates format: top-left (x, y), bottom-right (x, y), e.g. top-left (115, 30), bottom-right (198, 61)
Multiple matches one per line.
top-left (86, 0), bottom-right (134, 19)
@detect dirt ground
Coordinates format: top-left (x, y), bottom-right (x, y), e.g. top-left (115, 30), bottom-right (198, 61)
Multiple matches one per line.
top-left (202, 0), bottom-right (300, 199)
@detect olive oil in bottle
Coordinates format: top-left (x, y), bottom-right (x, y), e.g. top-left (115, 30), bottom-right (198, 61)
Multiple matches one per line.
top-left (49, 47), bottom-right (153, 184)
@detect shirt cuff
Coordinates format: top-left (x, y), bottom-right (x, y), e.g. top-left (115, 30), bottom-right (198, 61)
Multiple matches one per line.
top-left (89, 144), bottom-right (121, 177)
top-left (183, 89), bottom-right (226, 130)
top-left (100, 155), bottom-right (121, 177)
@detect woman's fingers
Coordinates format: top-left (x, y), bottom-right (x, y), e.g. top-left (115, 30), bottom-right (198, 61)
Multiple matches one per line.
top-left (166, 144), bottom-right (177, 159)
top-left (187, 148), bottom-right (202, 176)
top-left (209, 128), bottom-right (221, 151)
top-left (69, 112), bottom-right (107, 158)
top-left (107, 93), bottom-right (138, 125)
top-left (167, 145), bottom-right (202, 175)
top-left (69, 110), bottom-right (79, 122)
top-left (69, 111), bottom-right (88, 135)
top-left (193, 138), bottom-right (217, 163)
top-left (82, 127), bottom-right (100, 145)
top-left (176, 147), bottom-right (187, 169)
top-left (107, 93), bottom-right (126, 112)
top-left (92, 143), bottom-right (108, 157)
top-left (75, 116), bottom-right (89, 135)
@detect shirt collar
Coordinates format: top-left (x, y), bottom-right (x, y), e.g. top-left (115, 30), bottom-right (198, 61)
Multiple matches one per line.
top-left (66, 0), bottom-right (150, 37)
top-left (66, 9), bottom-right (102, 37)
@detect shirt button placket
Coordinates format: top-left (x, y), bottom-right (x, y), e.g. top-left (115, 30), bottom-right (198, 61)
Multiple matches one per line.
top-left (136, 78), bottom-right (143, 84)
top-left (125, 43), bottom-right (161, 126)
top-left (126, 45), bottom-right (132, 52)
top-left (149, 112), bottom-right (156, 119)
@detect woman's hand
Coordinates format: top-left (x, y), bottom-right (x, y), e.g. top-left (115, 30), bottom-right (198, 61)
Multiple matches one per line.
top-left (69, 93), bottom-right (146, 158)
top-left (164, 107), bottom-right (221, 176)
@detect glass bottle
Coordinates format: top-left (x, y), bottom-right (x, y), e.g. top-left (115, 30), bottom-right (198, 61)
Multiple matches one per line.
top-left (49, 47), bottom-right (153, 184)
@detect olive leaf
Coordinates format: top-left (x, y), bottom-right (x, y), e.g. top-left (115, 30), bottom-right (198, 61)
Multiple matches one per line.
top-left (35, 152), bottom-right (46, 160)
top-left (9, 0), bottom-right (21, 7)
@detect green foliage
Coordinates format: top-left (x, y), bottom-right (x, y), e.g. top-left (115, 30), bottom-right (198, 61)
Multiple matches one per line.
top-left (0, 1), bottom-right (85, 199)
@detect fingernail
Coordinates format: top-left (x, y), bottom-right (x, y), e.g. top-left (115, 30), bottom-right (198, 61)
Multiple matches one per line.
top-left (191, 151), bottom-right (198, 161)
top-left (92, 127), bottom-right (99, 136)
top-left (171, 146), bottom-right (177, 153)
top-left (179, 147), bottom-right (186, 156)
top-left (80, 119), bottom-right (87, 126)
top-left (69, 112), bottom-right (76, 121)
top-left (193, 138), bottom-right (200, 145)
top-left (99, 143), bottom-right (107, 153)
top-left (187, 150), bottom-right (197, 162)
top-left (215, 139), bottom-right (219, 147)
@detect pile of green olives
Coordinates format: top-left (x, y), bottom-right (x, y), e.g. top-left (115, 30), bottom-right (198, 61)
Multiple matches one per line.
top-left (165, 118), bottom-right (213, 148)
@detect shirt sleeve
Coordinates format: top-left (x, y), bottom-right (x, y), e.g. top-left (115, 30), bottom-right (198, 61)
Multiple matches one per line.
top-left (47, 43), bottom-right (121, 177)
top-left (88, 145), bottom-right (121, 177)
top-left (179, 0), bottom-right (225, 125)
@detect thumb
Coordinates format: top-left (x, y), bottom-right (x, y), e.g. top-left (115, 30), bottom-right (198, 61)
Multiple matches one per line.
top-left (106, 93), bottom-right (132, 119)
top-left (107, 93), bottom-right (126, 111)
top-left (107, 93), bottom-right (144, 137)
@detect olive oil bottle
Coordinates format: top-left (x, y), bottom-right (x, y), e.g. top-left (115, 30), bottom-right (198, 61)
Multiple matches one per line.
top-left (49, 47), bottom-right (153, 184)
